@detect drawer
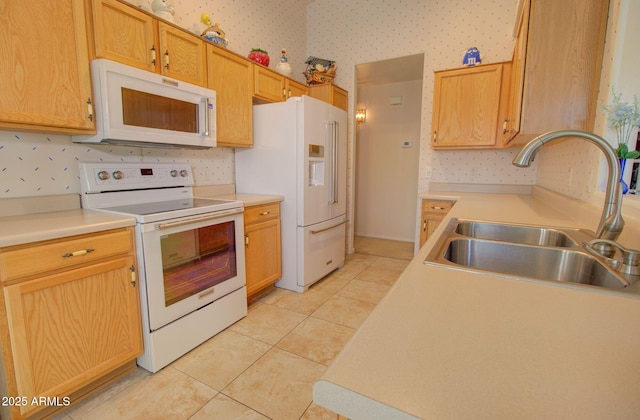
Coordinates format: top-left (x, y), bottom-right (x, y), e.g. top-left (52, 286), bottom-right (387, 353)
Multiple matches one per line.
top-left (0, 228), bottom-right (134, 282)
top-left (244, 202), bottom-right (280, 225)
top-left (422, 199), bottom-right (455, 214)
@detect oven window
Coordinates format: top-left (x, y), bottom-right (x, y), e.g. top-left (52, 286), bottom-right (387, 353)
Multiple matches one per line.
top-left (161, 221), bottom-right (237, 306)
top-left (121, 87), bottom-right (198, 133)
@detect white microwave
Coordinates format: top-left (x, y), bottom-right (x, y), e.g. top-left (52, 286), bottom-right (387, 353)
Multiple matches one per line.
top-left (73, 59), bottom-right (216, 149)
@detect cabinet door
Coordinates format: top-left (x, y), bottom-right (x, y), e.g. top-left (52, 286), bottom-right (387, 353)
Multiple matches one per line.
top-left (254, 66), bottom-right (286, 102)
top-left (287, 80), bottom-right (308, 99)
top-left (432, 64), bottom-right (504, 148)
top-left (244, 203), bottom-right (282, 301)
top-left (419, 200), bottom-right (454, 247)
top-left (0, 0), bottom-right (95, 134)
top-left (308, 85), bottom-right (349, 112)
top-left (158, 22), bottom-right (207, 87)
top-left (332, 86), bottom-right (349, 112)
top-left (207, 45), bottom-right (254, 147)
top-left (90, 0), bottom-right (158, 72)
top-left (245, 219), bottom-right (282, 300)
top-left (4, 257), bottom-right (142, 418)
top-left (503, 0), bottom-right (530, 143)
top-left (508, 0), bottom-right (609, 145)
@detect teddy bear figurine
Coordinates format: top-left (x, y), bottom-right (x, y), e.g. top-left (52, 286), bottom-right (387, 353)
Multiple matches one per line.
top-left (151, 0), bottom-right (175, 22)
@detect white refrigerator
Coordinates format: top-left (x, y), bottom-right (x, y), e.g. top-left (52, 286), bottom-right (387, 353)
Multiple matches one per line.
top-left (235, 95), bottom-right (348, 293)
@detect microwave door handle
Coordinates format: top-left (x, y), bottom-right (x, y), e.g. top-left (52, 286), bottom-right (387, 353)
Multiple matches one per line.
top-left (203, 98), bottom-right (211, 136)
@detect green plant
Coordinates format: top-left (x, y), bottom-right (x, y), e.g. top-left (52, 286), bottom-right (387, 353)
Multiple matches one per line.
top-left (602, 87), bottom-right (640, 159)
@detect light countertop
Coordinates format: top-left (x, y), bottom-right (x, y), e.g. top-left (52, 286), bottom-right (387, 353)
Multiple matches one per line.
top-left (0, 209), bottom-right (135, 248)
top-left (216, 193), bottom-right (284, 207)
top-left (314, 190), bottom-right (640, 419)
top-left (0, 188), bottom-right (283, 249)
top-left (192, 185), bottom-right (284, 207)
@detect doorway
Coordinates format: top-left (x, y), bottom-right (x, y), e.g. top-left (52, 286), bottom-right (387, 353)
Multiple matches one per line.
top-left (354, 54), bottom-right (424, 256)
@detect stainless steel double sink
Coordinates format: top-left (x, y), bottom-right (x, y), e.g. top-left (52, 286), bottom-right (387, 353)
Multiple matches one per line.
top-left (424, 219), bottom-right (633, 291)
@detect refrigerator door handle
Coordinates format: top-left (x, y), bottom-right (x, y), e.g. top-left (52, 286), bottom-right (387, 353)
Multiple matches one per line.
top-left (310, 218), bottom-right (348, 235)
top-left (329, 121), bottom-right (339, 204)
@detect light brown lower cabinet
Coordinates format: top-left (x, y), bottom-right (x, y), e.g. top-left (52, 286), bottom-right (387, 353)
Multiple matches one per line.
top-left (244, 202), bottom-right (282, 302)
top-left (0, 227), bottom-right (142, 419)
top-left (419, 199), bottom-right (455, 247)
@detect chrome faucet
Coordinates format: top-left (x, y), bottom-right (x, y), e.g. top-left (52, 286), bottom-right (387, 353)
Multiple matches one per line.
top-left (512, 129), bottom-right (625, 247)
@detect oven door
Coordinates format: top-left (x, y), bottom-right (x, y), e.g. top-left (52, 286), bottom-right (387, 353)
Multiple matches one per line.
top-left (139, 208), bottom-right (245, 331)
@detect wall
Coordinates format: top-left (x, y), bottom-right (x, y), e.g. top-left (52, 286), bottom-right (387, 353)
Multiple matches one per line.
top-left (306, 0), bottom-right (535, 204)
top-left (0, 0), bottom-right (307, 198)
top-left (355, 80), bottom-right (422, 242)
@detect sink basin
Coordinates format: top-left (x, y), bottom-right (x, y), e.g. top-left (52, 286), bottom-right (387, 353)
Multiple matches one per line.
top-left (454, 220), bottom-right (579, 247)
top-left (442, 238), bottom-right (627, 289)
top-left (424, 218), bottom-right (631, 291)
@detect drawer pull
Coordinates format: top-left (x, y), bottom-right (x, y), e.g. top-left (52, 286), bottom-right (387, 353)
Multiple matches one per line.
top-left (259, 211), bottom-right (270, 216)
top-left (430, 206), bottom-right (446, 210)
top-left (62, 248), bottom-right (95, 258)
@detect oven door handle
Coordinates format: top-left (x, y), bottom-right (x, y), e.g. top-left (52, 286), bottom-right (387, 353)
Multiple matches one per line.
top-left (156, 208), bottom-right (243, 230)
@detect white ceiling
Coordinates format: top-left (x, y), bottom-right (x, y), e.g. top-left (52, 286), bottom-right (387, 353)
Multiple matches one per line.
top-left (356, 54), bottom-right (424, 86)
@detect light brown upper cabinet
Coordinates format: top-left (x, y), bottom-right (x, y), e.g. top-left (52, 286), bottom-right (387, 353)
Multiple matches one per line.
top-left (287, 79), bottom-right (309, 99)
top-left (89, 0), bottom-right (207, 87)
top-left (254, 66), bottom-right (308, 103)
top-left (432, 0), bottom-right (609, 149)
top-left (207, 45), bottom-right (254, 147)
top-left (431, 63), bottom-right (511, 149)
top-left (0, 0), bottom-right (95, 134)
top-left (504, 0), bottom-right (609, 145)
top-left (308, 84), bottom-right (349, 112)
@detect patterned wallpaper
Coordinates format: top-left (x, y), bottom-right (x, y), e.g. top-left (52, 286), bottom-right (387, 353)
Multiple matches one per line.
top-left (0, 132), bottom-right (234, 196)
top-left (2, 0), bottom-right (623, 201)
top-left (306, 0), bottom-right (534, 196)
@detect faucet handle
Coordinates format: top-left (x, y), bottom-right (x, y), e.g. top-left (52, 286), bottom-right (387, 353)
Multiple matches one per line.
top-left (586, 239), bottom-right (640, 276)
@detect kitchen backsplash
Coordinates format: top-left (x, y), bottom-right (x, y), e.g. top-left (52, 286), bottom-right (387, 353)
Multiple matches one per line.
top-left (0, 132), bottom-right (234, 197)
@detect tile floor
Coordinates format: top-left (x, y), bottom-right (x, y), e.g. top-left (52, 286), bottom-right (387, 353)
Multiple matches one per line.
top-left (55, 237), bottom-right (413, 420)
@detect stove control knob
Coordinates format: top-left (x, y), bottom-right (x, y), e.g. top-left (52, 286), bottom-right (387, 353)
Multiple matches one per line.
top-left (170, 170), bottom-right (178, 177)
top-left (180, 169), bottom-right (188, 177)
top-left (98, 170), bottom-right (110, 180)
top-left (112, 170), bottom-right (124, 180)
